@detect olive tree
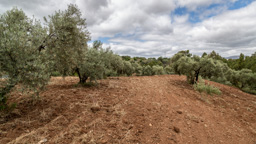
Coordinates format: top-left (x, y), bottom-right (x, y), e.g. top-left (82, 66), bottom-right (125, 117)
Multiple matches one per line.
top-left (122, 61), bottom-right (134, 76)
top-left (132, 62), bottom-right (143, 76)
top-left (143, 65), bottom-right (153, 76)
top-left (43, 4), bottom-right (90, 77)
top-left (152, 65), bottom-right (164, 75)
top-left (77, 45), bottom-right (127, 83)
top-left (164, 65), bottom-right (174, 74)
top-left (0, 8), bottom-right (50, 110)
top-left (76, 48), bottom-right (105, 83)
top-left (172, 51), bottom-right (229, 84)
top-left (238, 69), bottom-right (254, 89)
top-left (110, 54), bottom-right (124, 76)
top-left (225, 68), bottom-right (256, 94)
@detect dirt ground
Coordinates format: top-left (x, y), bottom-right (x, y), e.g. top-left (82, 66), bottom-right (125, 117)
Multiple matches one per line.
top-left (0, 75), bottom-right (255, 144)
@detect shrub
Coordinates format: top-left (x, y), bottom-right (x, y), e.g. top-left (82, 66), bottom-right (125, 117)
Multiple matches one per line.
top-left (210, 76), bottom-right (232, 86)
top-left (193, 78), bottom-right (221, 95)
top-left (164, 65), bottom-right (174, 74)
top-left (132, 62), bottom-right (143, 76)
top-left (152, 65), bottom-right (164, 75)
top-left (51, 71), bottom-right (61, 76)
top-left (142, 65), bottom-right (153, 76)
top-left (104, 69), bottom-right (118, 77)
top-left (122, 61), bottom-right (134, 76)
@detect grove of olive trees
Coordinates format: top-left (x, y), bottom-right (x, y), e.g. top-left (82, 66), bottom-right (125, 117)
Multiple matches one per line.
top-left (0, 5), bottom-right (127, 111)
top-left (171, 50), bottom-right (256, 94)
top-left (1, 4), bottom-right (255, 113)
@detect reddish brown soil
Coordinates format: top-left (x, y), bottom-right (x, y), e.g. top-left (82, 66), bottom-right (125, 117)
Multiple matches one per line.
top-left (0, 75), bottom-right (256, 144)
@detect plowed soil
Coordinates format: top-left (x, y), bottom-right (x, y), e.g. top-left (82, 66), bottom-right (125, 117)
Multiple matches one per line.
top-left (0, 75), bottom-right (256, 144)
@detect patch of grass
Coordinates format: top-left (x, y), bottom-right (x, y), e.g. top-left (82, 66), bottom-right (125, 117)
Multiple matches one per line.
top-left (51, 71), bottom-right (61, 76)
top-left (242, 87), bottom-right (256, 95)
top-left (74, 82), bottom-right (97, 88)
top-left (194, 78), bottom-right (221, 96)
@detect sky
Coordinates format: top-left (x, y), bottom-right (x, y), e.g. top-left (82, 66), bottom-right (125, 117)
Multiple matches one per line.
top-left (0, 0), bottom-right (256, 58)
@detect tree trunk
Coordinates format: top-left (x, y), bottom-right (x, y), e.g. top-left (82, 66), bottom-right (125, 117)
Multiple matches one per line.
top-left (80, 74), bottom-right (88, 84)
top-left (195, 67), bottom-right (201, 84)
top-left (195, 71), bottom-right (199, 82)
top-left (75, 68), bottom-right (88, 84)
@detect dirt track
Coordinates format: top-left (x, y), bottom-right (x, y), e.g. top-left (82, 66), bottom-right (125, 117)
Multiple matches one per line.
top-left (1, 75), bottom-right (256, 144)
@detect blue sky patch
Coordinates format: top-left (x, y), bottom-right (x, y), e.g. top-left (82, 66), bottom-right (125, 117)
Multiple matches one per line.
top-left (97, 37), bottom-right (111, 43)
top-left (229, 0), bottom-right (255, 10)
top-left (172, 0), bottom-right (255, 23)
top-left (174, 7), bottom-right (187, 16)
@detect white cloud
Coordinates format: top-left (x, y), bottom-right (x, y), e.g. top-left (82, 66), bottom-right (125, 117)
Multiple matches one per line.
top-left (188, 1), bottom-right (256, 49)
top-left (104, 0), bottom-right (256, 57)
top-left (0, 0), bottom-right (255, 57)
top-left (88, 0), bottom-right (175, 39)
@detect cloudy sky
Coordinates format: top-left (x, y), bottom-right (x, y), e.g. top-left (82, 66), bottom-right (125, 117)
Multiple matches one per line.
top-left (1, 0), bottom-right (256, 57)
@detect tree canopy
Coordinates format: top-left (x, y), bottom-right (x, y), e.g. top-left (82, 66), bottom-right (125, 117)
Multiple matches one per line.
top-left (0, 8), bottom-right (50, 110)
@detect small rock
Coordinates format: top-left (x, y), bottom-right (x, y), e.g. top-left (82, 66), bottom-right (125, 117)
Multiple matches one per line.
top-left (177, 110), bottom-right (182, 114)
top-left (11, 109), bottom-right (21, 117)
top-left (91, 105), bottom-right (100, 113)
top-left (149, 123), bottom-right (152, 127)
top-left (38, 138), bottom-right (47, 144)
top-left (0, 118), bottom-right (5, 123)
top-left (99, 137), bottom-right (108, 144)
top-left (173, 126), bottom-right (180, 133)
top-left (193, 119), bottom-right (199, 123)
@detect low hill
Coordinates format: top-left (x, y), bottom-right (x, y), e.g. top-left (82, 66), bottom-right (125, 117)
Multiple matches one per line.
top-left (1, 75), bottom-right (255, 143)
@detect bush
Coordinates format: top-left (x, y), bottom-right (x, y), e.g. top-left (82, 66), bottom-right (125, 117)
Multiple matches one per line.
top-left (164, 65), bottom-right (175, 74)
top-left (193, 78), bottom-right (221, 95)
top-left (152, 65), bottom-right (164, 75)
top-left (122, 61), bottom-right (134, 76)
top-left (51, 71), bottom-right (61, 76)
top-left (104, 69), bottom-right (118, 77)
top-left (142, 65), bottom-right (153, 76)
top-left (132, 62), bottom-right (143, 76)
top-left (210, 76), bottom-right (232, 86)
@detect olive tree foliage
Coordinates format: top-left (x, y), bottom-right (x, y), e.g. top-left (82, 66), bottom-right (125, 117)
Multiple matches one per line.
top-left (0, 8), bottom-right (50, 110)
top-left (98, 43), bottom-right (124, 77)
top-left (76, 48), bottom-right (105, 83)
top-left (122, 61), bottom-right (134, 76)
top-left (132, 62), bottom-right (143, 76)
top-left (152, 65), bottom-right (164, 75)
top-left (103, 52), bottom-right (124, 77)
top-left (171, 52), bottom-right (199, 84)
top-left (43, 4), bottom-right (90, 77)
top-left (143, 65), bottom-right (153, 76)
top-left (77, 44), bottom-right (125, 83)
top-left (226, 69), bottom-right (256, 94)
top-left (164, 65), bottom-right (174, 74)
top-left (108, 53), bottom-right (124, 76)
